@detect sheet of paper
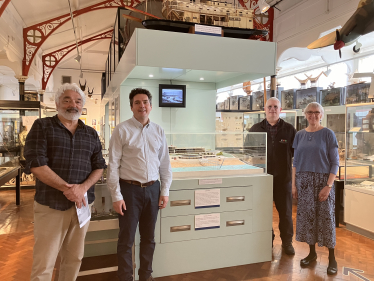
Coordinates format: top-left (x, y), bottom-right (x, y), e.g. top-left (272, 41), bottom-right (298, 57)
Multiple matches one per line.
top-left (195, 213), bottom-right (220, 230)
top-left (195, 189), bottom-right (220, 209)
top-left (21, 116), bottom-right (38, 128)
top-left (76, 192), bottom-right (91, 228)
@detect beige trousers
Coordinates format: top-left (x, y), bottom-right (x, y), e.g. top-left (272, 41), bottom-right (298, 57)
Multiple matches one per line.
top-left (30, 201), bottom-right (90, 281)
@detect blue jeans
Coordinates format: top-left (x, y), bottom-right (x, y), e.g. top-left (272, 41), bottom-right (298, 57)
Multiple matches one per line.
top-left (117, 180), bottom-right (160, 281)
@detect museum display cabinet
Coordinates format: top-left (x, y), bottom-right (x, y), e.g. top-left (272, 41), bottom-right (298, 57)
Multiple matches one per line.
top-left (295, 87), bottom-right (323, 109)
top-left (0, 157), bottom-right (21, 204)
top-left (243, 110), bottom-right (296, 131)
top-left (216, 112), bottom-right (244, 132)
top-left (344, 103), bottom-right (374, 239)
top-left (0, 101), bottom-right (50, 157)
top-left (320, 87), bottom-right (345, 107)
top-left (279, 89), bottom-right (296, 110)
top-left (345, 83), bottom-right (371, 105)
top-left (84, 132), bottom-right (273, 279)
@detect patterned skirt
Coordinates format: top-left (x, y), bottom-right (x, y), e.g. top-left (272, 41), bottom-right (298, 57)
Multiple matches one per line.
top-left (295, 171), bottom-right (336, 248)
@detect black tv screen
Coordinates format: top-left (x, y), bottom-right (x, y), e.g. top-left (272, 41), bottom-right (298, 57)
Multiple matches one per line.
top-left (159, 84), bottom-right (186, 107)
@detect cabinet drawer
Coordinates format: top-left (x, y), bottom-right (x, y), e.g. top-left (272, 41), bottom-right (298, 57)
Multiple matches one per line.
top-left (162, 186), bottom-right (252, 217)
top-left (160, 210), bottom-right (252, 243)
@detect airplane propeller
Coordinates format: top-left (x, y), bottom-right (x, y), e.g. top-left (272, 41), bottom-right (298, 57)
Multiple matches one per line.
top-left (334, 29), bottom-right (345, 58)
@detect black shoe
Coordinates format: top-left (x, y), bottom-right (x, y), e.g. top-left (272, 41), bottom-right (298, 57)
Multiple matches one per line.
top-left (327, 261), bottom-right (338, 275)
top-left (282, 243), bottom-right (295, 255)
top-left (300, 254), bottom-right (317, 267)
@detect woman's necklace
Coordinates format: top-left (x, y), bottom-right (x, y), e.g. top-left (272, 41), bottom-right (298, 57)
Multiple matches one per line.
top-left (307, 126), bottom-right (321, 141)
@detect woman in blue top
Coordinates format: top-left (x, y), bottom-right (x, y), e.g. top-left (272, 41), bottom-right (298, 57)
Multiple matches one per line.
top-left (292, 102), bottom-right (339, 275)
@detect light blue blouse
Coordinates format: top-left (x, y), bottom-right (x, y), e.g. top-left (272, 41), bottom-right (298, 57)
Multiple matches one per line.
top-left (292, 127), bottom-right (339, 175)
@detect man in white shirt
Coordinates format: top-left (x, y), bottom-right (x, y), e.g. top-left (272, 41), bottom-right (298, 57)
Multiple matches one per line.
top-left (107, 88), bottom-right (172, 281)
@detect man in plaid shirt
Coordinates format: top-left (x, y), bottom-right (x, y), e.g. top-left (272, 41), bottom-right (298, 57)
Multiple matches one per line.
top-left (25, 83), bottom-right (106, 281)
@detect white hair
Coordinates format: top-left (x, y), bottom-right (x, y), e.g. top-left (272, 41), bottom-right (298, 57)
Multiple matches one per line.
top-left (304, 102), bottom-right (324, 119)
top-left (265, 97), bottom-right (281, 107)
top-left (55, 83), bottom-right (86, 106)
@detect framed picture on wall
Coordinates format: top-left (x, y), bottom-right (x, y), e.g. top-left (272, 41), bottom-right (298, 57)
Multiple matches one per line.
top-left (92, 119), bottom-right (96, 125)
top-left (82, 108), bottom-right (87, 115)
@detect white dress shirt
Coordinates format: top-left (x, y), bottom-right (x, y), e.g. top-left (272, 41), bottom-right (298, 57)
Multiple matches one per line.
top-left (107, 116), bottom-right (172, 202)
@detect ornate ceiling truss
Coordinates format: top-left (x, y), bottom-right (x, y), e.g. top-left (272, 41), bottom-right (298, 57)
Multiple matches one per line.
top-left (23, 0), bottom-right (143, 76)
top-left (0, 0), bottom-right (11, 18)
top-left (42, 29), bottom-right (113, 90)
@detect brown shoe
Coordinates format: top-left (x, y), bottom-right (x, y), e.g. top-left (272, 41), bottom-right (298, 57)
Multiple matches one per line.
top-left (146, 276), bottom-right (155, 281)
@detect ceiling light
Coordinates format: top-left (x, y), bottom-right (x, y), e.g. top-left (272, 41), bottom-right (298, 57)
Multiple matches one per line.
top-left (75, 54), bottom-right (81, 63)
top-left (200, 77), bottom-right (204, 80)
top-left (149, 74), bottom-right (154, 77)
top-left (258, 0), bottom-right (270, 14)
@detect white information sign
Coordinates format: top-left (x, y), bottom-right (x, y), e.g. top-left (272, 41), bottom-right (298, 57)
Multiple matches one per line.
top-left (195, 24), bottom-right (222, 36)
top-left (195, 213), bottom-right (220, 230)
top-left (198, 178), bottom-right (222, 185)
top-left (195, 189), bottom-right (220, 209)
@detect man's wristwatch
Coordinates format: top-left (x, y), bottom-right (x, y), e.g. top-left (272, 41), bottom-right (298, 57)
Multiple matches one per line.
top-left (327, 184), bottom-right (333, 188)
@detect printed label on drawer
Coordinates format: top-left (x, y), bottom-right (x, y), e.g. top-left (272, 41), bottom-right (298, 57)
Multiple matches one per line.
top-left (195, 189), bottom-right (220, 209)
top-left (198, 178), bottom-right (222, 185)
top-left (195, 213), bottom-right (220, 230)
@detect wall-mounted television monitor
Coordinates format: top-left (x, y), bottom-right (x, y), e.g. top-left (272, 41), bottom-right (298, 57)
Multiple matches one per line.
top-left (159, 84), bottom-right (186, 107)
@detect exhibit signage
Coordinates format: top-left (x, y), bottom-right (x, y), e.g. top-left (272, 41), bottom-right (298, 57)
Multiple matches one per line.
top-left (195, 213), bottom-right (220, 230)
top-left (195, 189), bottom-right (220, 209)
top-left (198, 178), bottom-right (223, 185)
top-left (195, 24), bottom-right (222, 37)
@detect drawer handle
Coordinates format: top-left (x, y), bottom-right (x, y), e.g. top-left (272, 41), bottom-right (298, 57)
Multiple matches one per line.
top-left (170, 225), bottom-right (191, 232)
top-left (226, 196), bottom-right (245, 202)
top-left (170, 200), bottom-right (191, 207)
top-left (226, 220), bottom-right (245, 227)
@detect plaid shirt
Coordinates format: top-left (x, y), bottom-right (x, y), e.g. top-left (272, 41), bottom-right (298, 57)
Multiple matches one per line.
top-left (24, 115), bottom-right (106, 211)
top-left (266, 118), bottom-right (281, 140)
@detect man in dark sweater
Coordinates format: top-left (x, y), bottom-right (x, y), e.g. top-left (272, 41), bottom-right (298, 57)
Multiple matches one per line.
top-left (249, 97), bottom-right (296, 255)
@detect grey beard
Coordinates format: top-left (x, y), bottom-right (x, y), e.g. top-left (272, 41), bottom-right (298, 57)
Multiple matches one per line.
top-left (58, 108), bottom-right (81, 121)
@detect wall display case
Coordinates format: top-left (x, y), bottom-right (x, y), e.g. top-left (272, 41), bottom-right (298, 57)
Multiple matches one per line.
top-left (320, 87), bottom-right (345, 107)
top-left (239, 96), bottom-right (251, 111)
top-left (280, 89), bottom-right (296, 110)
top-left (224, 98), bottom-right (230, 110)
top-left (0, 157), bottom-right (21, 204)
top-left (216, 101), bottom-right (225, 110)
top-left (295, 87), bottom-right (323, 109)
top-left (0, 101), bottom-right (49, 157)
top-left (229, 96), bottom-right (242, 111)
top-left (345, 83), bottom-right (371, 105)
top-left (216, 112), bottom-right (243, 132)
top-left (344, 103), bottom-right (374, 238)
top-left (243, 110), bottom-right (296, 131)
top-left (251, 91), bottom-right (265, 111)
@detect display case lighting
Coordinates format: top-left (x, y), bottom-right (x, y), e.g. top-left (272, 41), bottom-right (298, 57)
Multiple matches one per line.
top-left (200, 77), bottom-right (204, 80)
top-left (149, 74), bottom-right (154, 77)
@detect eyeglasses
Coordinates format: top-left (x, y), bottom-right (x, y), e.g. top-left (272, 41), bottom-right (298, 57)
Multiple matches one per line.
top-left (306, 111), bottom-right (321, 115)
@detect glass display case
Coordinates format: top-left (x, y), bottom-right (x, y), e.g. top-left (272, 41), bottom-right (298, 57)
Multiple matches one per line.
top-left (90, 132), bottom-right (268, 220)
top-left (295, 87), bottom-right (322, 109)
top-left (320, 87), bottom-right (345, 107)
top-left (167, 132), bottom-right (267, 179)
top-left (345, 83), bottom-right (371, 105)
top-left (243, 110), bottom-right (296, 131)
top-left (251, 91), bottom-right (265, 111)
top-left (216, 112), bottom-right (243, 132)
top-left (0, 101), bottom-right (49, 157)
top-left (345, 103), bottom-right (374, 235)
top-left (345, 103), bottom-right (374, 188)
top-left (280, 89), bottom-right (296, 110)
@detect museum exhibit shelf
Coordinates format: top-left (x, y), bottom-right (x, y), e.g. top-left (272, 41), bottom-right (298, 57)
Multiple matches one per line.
top-left (320, 87), bottom-right (346, 107)
top-left (84, 132), bottom-right (273, 279)
top-left (0, 157), bottom-right (21, 204)
top-left (243, 110), bottom-right (296, 131)
top-left (344, 103), bottom-right (374, 239)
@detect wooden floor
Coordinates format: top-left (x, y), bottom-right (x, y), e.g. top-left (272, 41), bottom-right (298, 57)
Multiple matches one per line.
top-left (1, 189), bottom-right (374, 281)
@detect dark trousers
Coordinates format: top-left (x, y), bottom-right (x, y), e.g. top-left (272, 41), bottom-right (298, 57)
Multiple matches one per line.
top-left (117, 180), bottom-right (160, 281)
top-left (273, 181), bottom-right (294, 244)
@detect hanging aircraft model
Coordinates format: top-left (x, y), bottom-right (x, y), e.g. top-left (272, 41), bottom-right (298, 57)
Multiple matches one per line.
top-left (307, 0), bottom-right (374, 58)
